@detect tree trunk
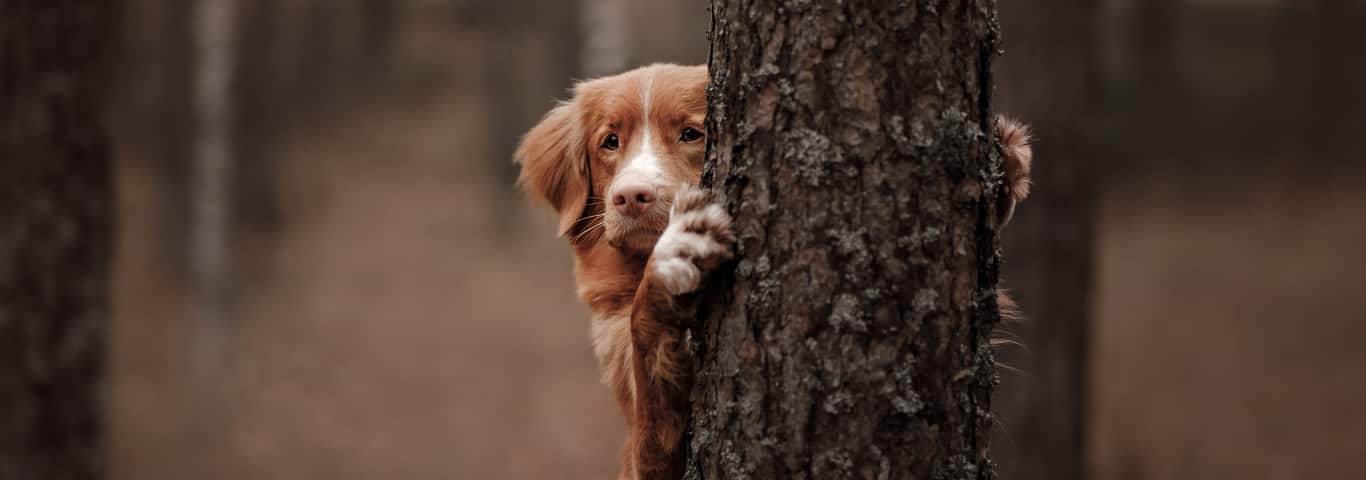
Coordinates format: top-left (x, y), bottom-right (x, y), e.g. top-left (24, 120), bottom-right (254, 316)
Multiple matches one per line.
top-left (991, 1), bottom-right (1098, 480)
top-left (0, 1), bottom-right (115, 478)
top-left (1127, 0), bottom-right (1186, 173)
top-left (150, 0), bottom-right (195, 276)
top-left (480, 0), bottom-right (581, 235)
top-left (360, 0), bottom-right (396, 71)
top-left (687, 2), bottom-right (1005, 478)
top-left (185, 0), bottom-right (237, 463)
top-left (1307, 0), bottom-right (1358, 166)
top-left (579, 0), bottom-right (628, 77)
top-left (232, 0), bottom-right (281, 232)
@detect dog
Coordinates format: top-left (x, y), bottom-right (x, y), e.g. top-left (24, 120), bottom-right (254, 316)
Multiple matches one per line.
top-left (515, 63), bottom-right (1033, 480)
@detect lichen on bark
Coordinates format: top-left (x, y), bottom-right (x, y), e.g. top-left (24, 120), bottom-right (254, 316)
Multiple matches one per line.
top-left (687, 1), bottom-right (1005, 479)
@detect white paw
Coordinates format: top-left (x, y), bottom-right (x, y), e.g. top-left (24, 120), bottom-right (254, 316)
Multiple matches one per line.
top-left (650, 187), bottom-right (734, 295)
top-left (653, 255), bottom-right (702, 295)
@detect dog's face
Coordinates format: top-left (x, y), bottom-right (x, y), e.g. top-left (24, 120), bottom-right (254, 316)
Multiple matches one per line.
top-left (517, 64), bottom-right (708, 252)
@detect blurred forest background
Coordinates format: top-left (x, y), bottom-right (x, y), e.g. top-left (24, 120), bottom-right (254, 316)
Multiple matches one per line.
top-left (106, 0), bottom-right (1364, 479)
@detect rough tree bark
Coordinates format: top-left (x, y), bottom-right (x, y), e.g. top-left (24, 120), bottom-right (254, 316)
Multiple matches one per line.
top-left (991, 1), bottom-right (1097, 479)
top-left (687, 1), bottom-right (1005, 478)
top-left (0, 1), bottom-right (115, 478)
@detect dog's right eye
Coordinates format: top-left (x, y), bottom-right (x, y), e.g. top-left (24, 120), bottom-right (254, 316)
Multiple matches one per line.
top-left (601, 134), bottom-right (619, 151)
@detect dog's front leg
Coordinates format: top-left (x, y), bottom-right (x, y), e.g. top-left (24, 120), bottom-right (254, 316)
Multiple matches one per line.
top-left (625, 186), bottom-right (733, 479)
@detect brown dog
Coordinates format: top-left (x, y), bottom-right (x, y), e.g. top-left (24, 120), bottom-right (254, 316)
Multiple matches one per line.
top-left (516, 63), bottom-right (1033, 480)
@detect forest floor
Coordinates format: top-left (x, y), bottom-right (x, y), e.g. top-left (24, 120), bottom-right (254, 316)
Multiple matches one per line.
top-left (1089, 173), bottom-right (1366, 480)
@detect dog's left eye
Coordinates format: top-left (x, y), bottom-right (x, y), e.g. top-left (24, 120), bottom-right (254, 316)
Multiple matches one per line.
top-left (680, 127), bottom-right (703, 143)
top-left (601, 133), bottom-right (619, 151)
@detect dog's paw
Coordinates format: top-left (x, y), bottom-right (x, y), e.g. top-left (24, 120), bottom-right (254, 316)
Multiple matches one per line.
top-left (650, 186), bottom-right (735, 296)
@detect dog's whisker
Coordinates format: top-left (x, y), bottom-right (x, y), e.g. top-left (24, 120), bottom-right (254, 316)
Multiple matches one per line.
top-left (573, 212), bottom-right (609, 228)
top-left (576, 214), bottom-right (606, 224)
top-left (573, 220), bottom-right (606, 243)
top-left (574, 227), bottom-right (603, 243)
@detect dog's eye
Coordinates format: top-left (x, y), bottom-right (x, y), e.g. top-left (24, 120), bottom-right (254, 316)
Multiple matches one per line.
top-left (601, 133), bottom-right (619, 151)
top-left (680, 127), bottom-right (704, 143)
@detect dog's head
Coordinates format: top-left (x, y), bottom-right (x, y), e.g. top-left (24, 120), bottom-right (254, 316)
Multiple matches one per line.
top-left (516, 64), bottom-right (708, 252)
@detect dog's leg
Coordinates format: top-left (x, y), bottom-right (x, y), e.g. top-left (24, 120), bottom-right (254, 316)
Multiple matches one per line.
top-left (626, 186), bottom-right (733, 479)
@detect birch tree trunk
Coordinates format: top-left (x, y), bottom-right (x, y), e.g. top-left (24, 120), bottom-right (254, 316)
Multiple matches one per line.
top-left (687, 1), bottom-right (1005, 478)
top-left (0, 1), bottom-right (115, 478)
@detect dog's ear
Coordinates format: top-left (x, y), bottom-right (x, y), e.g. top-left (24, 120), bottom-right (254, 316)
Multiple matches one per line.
top-left (516, 100), bottom-right (589, 237)
top-left (996, 115), bottom-right (1033, 225)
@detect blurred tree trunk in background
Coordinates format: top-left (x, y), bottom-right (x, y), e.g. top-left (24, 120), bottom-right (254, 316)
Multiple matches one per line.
top-left (0, 1), bottom-right (115, 478)
top-left (992, 2), bottom-right (1099, 480)
top-left (147, 0), bottom-right (195, 275)
top-left (687, 1), bottom-right (1004, 478)
top-left (161, 0), bottom-right (194, 272)
top-left (361, 0), bottom-right (396, 72)
top-left (296, 1), bottom-right (338, 111)
top-left (479, 0), bottom-right (521, 231)
top-left (580, 0), bottom-right (628, 77)
top-left (231, 0), bottom-right (401, 233)
top-left (1307, 0), bottom-right (1359, 166)
top-left (233, 0), bottom-right (281, 231)
top-left (1128, 0), bottom-right (1187, 168)
top-left (186, 0), bottom-right (237, 461)
top-left (481, 0), bottom-right (580, 233)
top-left (120, 0), bottom-right (405, 292)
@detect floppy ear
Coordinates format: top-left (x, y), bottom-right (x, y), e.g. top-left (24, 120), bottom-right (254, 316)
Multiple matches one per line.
top-left (516, 100), bottom-right (590, 237)
top-left (996, 115), bottom-right (1033, 225)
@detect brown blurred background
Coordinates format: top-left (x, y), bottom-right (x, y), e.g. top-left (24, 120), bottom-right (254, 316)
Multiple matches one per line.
top-left (108, 0), bottom-right (1364, 478)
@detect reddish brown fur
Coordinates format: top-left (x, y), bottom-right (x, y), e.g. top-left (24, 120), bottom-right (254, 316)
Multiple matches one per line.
top-left (516, 64), bottom-right (1034, 480)
top-left (997, 115), bottom-right (1034, 225)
